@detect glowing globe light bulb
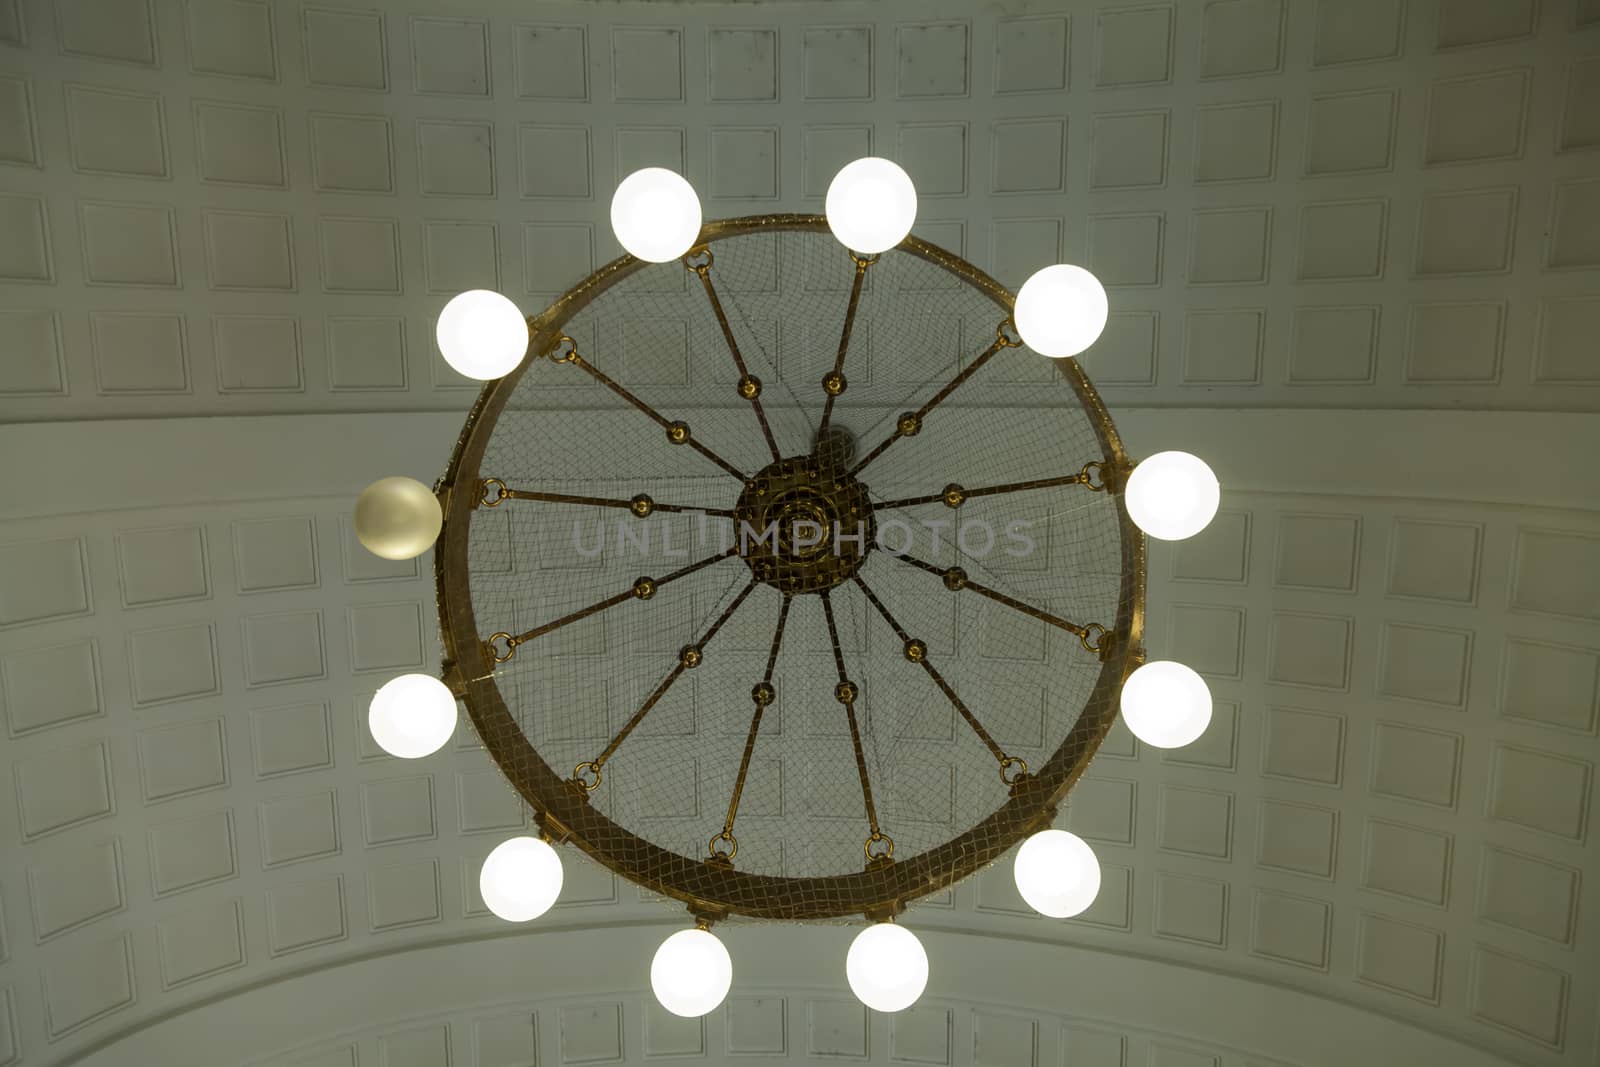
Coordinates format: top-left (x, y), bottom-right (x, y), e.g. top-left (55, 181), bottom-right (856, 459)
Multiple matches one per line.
top-left (825, 158), bottom-right (918, 255)
top-left (1013, 264), bottom-right (1110, 358)
top-left (651, 928), bottom-right (733, 1017)
top-left (1013, 829), bottom-right (1102, 918)
top-left (368, 674), bottom-right (457, 759)
top-left (845, 923), bottom-right (928, 1013)
top-left (353, 476), bottom-right (443, 561)
top-left (611, 168), bottom-right (703, 263)
top-left (1124, 451), bottom-right (1221, 541)
top-left (479, 836), bottom-right (564, 922)
top-left (435, 290), bottom-right (528, 380)
top-left (1121, 660), bottom-right (1212, 749)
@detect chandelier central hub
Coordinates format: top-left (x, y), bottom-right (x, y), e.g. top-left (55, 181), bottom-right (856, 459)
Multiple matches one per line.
top-left (734, 454), bottom-right (875, 595)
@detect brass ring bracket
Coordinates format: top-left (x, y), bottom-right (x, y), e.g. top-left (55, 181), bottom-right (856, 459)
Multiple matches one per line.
top-left (548, 334), bottom-right (577, 363)
top-left (708, 831), bottom-right (738, 861)
top-left (1081, 461), bottom-right (1108, 492)
top-left (999, 756), bottom-right (1029, 785)
top-left (849, 251), bottom-right (879, 271)
top-left (996, 318), bottom-right (1022, 348)
top-left (684, 246), bottom-right (713, 273)
top-left (864, 831), bottom-right (895, 863)
top-left (573, 761), bottom-right (602, 792)
top-left (487, 631), bottom-right (517, 663)
top-left (479, 478), bottom-right (510, 507)
top-left (1080, 623), bottom-right (1109, 655)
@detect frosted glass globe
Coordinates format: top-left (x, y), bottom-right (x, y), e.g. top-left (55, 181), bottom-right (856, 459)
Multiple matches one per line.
top-left (1121, 660), bottom-right (1212, 749)
top-left (845, 923), bottom-right (928, 1013)
top-left (651, 929), bottom-right (733, 1017)
top-left (611, 168), bottom-right (703, 263)
top-left (368, 674), bottom-right (457, 759)
top-left (353, 476), bottom-right (443, 560)
top-left (825, 158), bottom-right (917, 255)
top-left (479, 836), bottom-right (564, 922)
top-left (436, 290), bottom-right (528, 380)
top-left (1124, 451), bottom-right (1221, 541)
top-left (1013, 264), bottom-right (1110, 358)
top-left (1013, 829), bottom-right (1101, 918)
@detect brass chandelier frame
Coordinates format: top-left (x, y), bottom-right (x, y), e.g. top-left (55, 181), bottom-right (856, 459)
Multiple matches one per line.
top-left (432, 214), bottom-right (1147, 922)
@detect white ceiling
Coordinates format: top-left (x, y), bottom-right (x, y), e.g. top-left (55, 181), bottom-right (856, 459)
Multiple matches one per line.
top-left (1, 1), bottom-right (1599, 1066)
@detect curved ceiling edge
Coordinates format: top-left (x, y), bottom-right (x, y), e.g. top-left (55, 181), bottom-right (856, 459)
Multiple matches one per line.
top-left (70, 924), bottom-right (1522, 1067)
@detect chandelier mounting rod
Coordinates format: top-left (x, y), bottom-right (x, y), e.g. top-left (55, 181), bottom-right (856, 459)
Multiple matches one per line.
top-left (852, 574), bottom-right (1023, 782)
top-left (710, 593), bottom-right (795, 864)
top-left (686, 246), bottom-right (783, 463)
top-left (576, 578), bottom-right (760, 790)
top-left (850, 318), bottom-right (1021, 477)
top-left (818, 251), bottom-right (877, 437)
top-left (887, 552), bottom-right (1110, 657)
top-left (552, 335), bottom-right (748, 481)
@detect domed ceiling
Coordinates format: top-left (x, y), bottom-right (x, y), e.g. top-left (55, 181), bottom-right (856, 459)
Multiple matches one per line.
top-left (0, 1), bottom-right (1598, 1065)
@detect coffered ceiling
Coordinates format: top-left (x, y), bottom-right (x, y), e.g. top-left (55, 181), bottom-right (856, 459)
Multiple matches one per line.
top-left (1, 1), bottom-right (1598, 1067)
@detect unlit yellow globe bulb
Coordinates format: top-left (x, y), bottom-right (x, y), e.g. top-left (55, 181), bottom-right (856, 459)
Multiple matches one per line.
top-left (353, 476), bottom-right (442, 560)
top-left (611, 168), bottom-right (703, 263)
top-left (1014, 264), bottom-right (1109, 358)
top-left (651, 928), bottom-right (733, 1017)
top-left (479, 836), bottom-right (564, 922)
top-left (436, 290), bottom-right (527, 380)
top-left (845, 923), bottom-right (928, 1013)
top-left (368, 673), bottom-right (457, 759)
top-left (1121, 660), bottom-right (1212, 749)
top-left (1124, 451), bottom-right (1221, 541)
top-left (825, 158), bottom-right (918, 255)
top-left (1013, 829), bottom-right (1101, 918)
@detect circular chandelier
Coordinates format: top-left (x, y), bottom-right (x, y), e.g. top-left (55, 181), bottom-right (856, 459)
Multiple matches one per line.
top-left (353, 158), bottom-right (1222, 1017)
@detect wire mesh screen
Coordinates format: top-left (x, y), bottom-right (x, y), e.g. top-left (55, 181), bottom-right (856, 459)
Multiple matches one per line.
top-left (457, 223), bottom-right (1132, 910)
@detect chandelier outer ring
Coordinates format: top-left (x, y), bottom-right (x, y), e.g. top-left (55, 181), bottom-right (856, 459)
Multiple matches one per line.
top-left (432, 214), bottom-right (1148, 921)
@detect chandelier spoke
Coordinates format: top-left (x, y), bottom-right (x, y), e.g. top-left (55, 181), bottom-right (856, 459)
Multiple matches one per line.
top-left (577, 579), bottom-right (759, 789)
top-left (818, 252), bottom-right (877, 436)
top-left (709, 593), bottom-right (794, 865)
top-left (686, 248), bottom-right (783, 463)
top-left (885, 552), bottom-right (1111, 658)
top-left (821, 591), bottom-right (893, 866)
top-left (851, 319), bottom-right (1022, 477)
top-left (476, 478), bottom-right (735, 518)
top-left (851, 576), bottom-right (1025, 783)
top-left (547, 333), bottom-right (748, 482)
top-left (873, 461), bottom-right (1108, 511)
top-left (485, 548), bottom-right (737, 663)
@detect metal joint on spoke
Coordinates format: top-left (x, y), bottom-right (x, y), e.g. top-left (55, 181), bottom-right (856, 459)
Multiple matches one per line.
top-left (683, 245), bottom-right (713, 273)
top-left (478, 478), bottom-right (509, 507)
top-left (573, 761), bottom-right (602, 792)
top-left (548, 333), bottom-right (577, 363)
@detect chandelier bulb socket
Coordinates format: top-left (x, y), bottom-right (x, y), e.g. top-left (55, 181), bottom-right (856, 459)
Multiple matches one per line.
top-left (534, 810), bottom-right (574, 846)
